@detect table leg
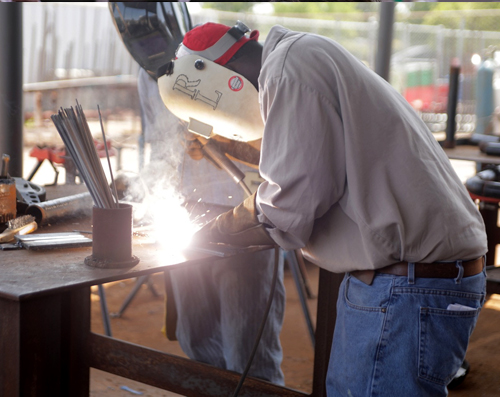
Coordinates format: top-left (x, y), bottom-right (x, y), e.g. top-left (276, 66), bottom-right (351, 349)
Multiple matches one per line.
top-left (0, 298), bottom-right (20, 396)
top-left (0, 286), bottom-right (90, 396)
top-left (62, 286), bottom-right (91, 395)
top-left (311, 269), bottom-right (343, 397)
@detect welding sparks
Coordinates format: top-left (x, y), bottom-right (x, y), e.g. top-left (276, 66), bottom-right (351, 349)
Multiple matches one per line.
top-left (145, 186), bottom-right (199, 253)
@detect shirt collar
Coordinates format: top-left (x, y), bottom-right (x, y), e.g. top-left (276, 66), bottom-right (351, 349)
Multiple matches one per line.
top-left (262, 25), bottom-right (290, 64)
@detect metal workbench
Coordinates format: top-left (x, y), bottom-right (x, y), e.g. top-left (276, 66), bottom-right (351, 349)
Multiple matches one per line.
top-left (0, 185), bottom-right (342, 397)
top-left (443, 144), bottom-right (500, 166)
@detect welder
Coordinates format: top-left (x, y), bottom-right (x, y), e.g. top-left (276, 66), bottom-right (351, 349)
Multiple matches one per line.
top-left (160, 21), bottom-right (488, 396)
top-left (109, 2), bottom-right (285, 385)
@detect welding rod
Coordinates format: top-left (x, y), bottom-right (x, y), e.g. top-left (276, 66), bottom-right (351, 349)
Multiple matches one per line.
top-left (98, 105), bottom-right (119, 208)
top-left (52, 109), bottom-right (103, 207)
top-left (75, 102), bottom-right (114, 207)
top-left (56, 111), bottom-right (100, 205)
top-left (51, 103), bottom-right (116, 209)
top-left (74, 103), bottom-right (110, 206)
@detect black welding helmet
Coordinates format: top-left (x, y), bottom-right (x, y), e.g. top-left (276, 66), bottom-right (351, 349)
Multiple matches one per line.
top-left (109, 2), bottom-right (192, 80)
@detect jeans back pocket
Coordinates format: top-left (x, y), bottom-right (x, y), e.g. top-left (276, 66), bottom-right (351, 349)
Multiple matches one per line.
top-left (419, 306), bottom-right (480, 385)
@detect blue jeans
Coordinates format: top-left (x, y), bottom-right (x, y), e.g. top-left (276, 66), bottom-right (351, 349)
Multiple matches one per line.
top-left (169, 248), bottom-right (285, 385)
top-left (327, 263), bottom-right (486, 397)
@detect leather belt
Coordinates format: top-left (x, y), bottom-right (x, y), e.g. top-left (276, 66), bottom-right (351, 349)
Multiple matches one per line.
top-left (351, 257), bottom-right (484, 285)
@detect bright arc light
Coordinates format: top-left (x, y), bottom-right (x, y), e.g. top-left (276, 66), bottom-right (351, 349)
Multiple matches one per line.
top-left (147, 187), bottom-right (199, 254)
top-left (471, 53), bottom-right (482, 66)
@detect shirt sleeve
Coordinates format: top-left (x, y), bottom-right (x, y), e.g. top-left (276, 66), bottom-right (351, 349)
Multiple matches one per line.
top-left (256, 76), bottom-right (346, 250)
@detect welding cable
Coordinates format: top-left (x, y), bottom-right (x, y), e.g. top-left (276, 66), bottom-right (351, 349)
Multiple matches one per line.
top-left (232, 246), bottom-right (280, 397)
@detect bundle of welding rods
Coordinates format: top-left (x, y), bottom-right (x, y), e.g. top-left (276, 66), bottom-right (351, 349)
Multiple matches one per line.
top-left (51, 102), bottom-right (119, 209)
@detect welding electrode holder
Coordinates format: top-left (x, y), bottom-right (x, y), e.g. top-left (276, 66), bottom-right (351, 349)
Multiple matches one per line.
top-left (84, 203), bottom-right (140, 269)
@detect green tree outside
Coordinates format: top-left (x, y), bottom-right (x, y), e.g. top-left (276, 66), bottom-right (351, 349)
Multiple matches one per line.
top-left (202, 2), bottom-right (500, 32)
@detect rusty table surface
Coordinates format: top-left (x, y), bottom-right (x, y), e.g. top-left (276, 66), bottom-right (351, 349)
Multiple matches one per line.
top-left (0, 222), bottom-right (233, 301)
top-left (0, 183), bottom-right (226, 301)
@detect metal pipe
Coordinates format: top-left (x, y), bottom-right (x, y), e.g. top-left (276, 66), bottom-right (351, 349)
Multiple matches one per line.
top-left (0, 4), bottom-right (23, 177)
top-left (85, 203), bottom-right (139, 269)
top-left (375, 2), bottom-right (395, 82)
top-left (98, 285), bottom-right (113, 337)
top-left (201, 140), bottom-right (246, 184)
top-left (444, 59), bottom-right (461, 149)
top-left (26, 192), bottom-right (93, 225)
top-left (23, 75), bottom-right (137, 92)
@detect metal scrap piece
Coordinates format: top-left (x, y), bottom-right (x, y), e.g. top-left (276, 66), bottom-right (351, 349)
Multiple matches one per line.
top-left (16, 232), bottom-right (92, 250)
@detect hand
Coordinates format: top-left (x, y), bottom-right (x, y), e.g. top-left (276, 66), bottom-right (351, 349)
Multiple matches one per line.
top-left (182, 132), bottom-right (204, 161)
top-left (190, 218), bottom-right (218, 246)
top-left (189, 193), bottom-right (276, 247)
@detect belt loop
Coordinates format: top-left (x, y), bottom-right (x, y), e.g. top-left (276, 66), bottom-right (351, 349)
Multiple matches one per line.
top-left (455, 260), bottom-right (464, 284)
top-left (408, 262), bottom-right (415, 285)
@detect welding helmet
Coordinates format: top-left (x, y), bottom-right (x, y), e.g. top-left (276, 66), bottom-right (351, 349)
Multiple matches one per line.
top-left (109, 2), bottom-right (192, 80)
top-left (157, 21), bottom-right (264, 142)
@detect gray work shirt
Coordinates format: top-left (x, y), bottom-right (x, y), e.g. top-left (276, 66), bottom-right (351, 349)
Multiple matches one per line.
top-left (255, 26), bottom-right (487, 273)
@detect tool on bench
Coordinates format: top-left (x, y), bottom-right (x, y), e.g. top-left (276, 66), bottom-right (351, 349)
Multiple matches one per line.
top-left (51, 102), bottom-right (139, 269)
top-left (26, 192), bottom-right (93, 226)
top-left (1, 155), bottom-right (44, 247)
top-left (16, 232), bottom-right (92, 250)
top-left (0, 154), bottom-right (17, 223)
top-left (0, 215), bottom-right (38, 243)
top-left (14, 177), bottom-right (46, 215)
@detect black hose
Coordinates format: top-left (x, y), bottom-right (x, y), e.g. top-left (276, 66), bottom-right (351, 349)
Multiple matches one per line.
top-left (232, 246), bottom-right (280, 397)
